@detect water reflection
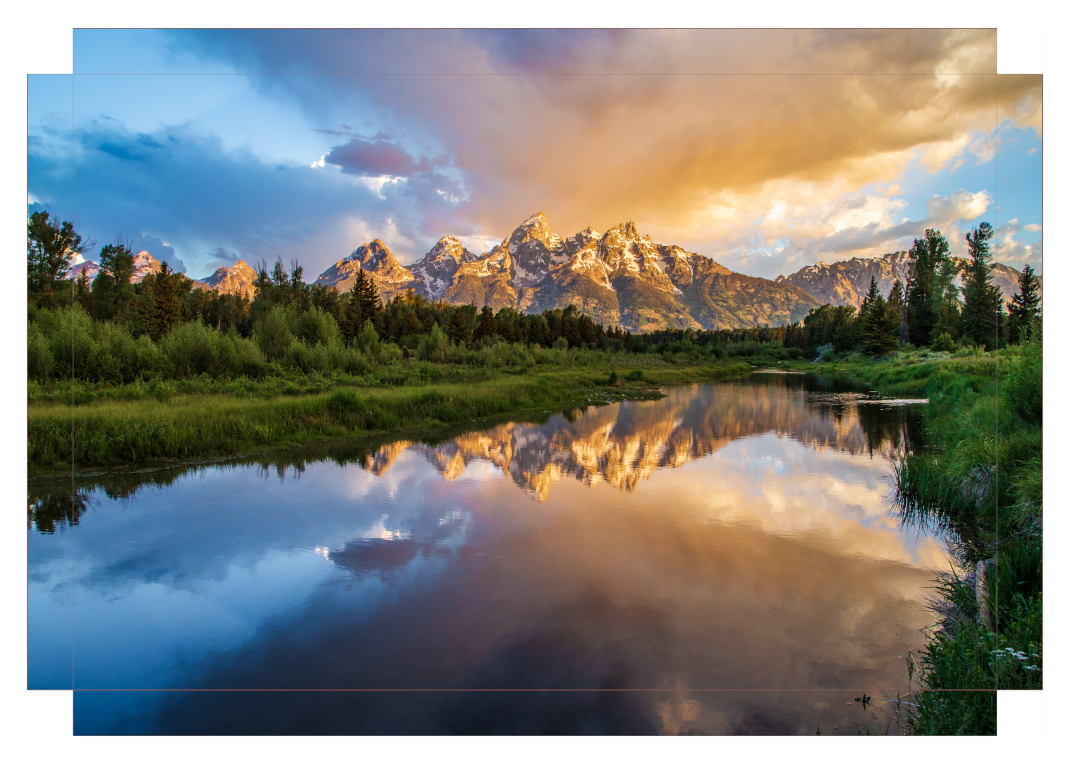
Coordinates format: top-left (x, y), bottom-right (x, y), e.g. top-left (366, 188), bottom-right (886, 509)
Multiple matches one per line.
top-left (28, 373), bottom-right (942, 735)
top-left (360, 375), bottom-right (925, 501)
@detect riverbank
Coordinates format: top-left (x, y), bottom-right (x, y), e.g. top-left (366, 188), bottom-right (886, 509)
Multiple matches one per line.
top-left (784, 344), bottom-right (1042, 734)
top-left (28, 361), bottom-right (751, 475)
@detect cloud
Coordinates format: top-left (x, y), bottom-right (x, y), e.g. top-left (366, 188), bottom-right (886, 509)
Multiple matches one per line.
top-left (36, 30), bottom-right (1042, 284)
top-left (27, 118), bottom-right (474, 278)
top-left (925, 189), bottom-right (991, 223)
top-left (169, 28), bottom-right (1037, 248)
top-left (324, 137), bottom-right (438, 177)
top-left (695, 184), bottom-right (1002, 279)
top-left (990, 218), bottom-right (1043, 271)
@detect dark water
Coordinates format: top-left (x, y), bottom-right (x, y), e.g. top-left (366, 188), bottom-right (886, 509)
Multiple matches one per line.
top-left (28, 372), bottom-right (942, 735)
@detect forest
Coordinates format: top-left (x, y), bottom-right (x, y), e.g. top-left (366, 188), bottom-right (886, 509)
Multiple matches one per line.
top-left (28, 211), bottom-right (1041, 389)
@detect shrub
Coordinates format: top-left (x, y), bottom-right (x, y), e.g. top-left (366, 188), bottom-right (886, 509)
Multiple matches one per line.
top-left (931, 332), bottom-right (956, 353)
top-left (162, 321), bottom-right (221, 377)
top-left (1000, 340), bottom-right (1041, 424)
top-left (27, 323), bottom-right (53, 381)
top-left (355, 320), bottom-right (381, 356)
top-left (417, 323), bottom-right (450, 362)
top-left (294, 307), bottom-right (341, 347)
top-left (259, 306), bottom-right (294, 361)
top-left (282, 339), bottom-right (332, 373)
top-left (553, 337), bottom-right (569, 351)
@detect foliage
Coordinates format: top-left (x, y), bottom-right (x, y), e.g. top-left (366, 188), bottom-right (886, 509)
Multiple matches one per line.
top-left (28, 210), bottom-right (87, 309)
top-left (29, 363), bottom-right (750, 471)
top-left (905, 228), bottom-right (956, 347)
top-left (1007, 265), bottom-right (1041, 345)
top-left (961, 223), bottom-right (1004, 350)
top-left (802, 304), bottom-right (857, 353)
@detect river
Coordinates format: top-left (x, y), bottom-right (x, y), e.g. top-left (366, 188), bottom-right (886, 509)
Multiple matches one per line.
top-left (28, 371), bottom-right (945, 734)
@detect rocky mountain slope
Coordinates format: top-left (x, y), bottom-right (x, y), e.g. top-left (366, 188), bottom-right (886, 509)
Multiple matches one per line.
top-left (779, 252), bottom-right (1039, 308)
top-left (202, 260), bottom-right (257, 299)
top-left (313, 240), bottom-right (419, 303)
top-left (315, 213), bottom-right (819, 331)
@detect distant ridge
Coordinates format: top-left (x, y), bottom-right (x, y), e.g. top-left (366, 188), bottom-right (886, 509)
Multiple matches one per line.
top-left (778, 252), bottom-right (1040, 309)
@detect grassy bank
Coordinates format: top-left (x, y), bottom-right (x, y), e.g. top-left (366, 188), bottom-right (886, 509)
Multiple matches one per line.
top-left (29, 361), bottom-right (750, 474)
top-left (786, 343), bottom-right (1042, 735)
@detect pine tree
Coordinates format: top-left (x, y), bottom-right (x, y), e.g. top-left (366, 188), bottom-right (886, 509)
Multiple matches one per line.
top-left (872, 296), bottom-right (901, 355)
top-left (355, 267), bottom-right (382, 327)
top-left (133, 280), bottom-right (160, 341)
top-left (933, 257), bottom-right (962, 339)
top-left (960, 222), bottom-right (1003, 350)
top-left (341, 268), bottom-right (382, 344)
top-left (905, 229), bottom-right (951, 347)
top-left (446, 307), bottom-right (470, 344)
top-left (1007, 264), bottom-right (1041, 344)
top-left (887, 279), bottom-right (907, 345)
top-left (858, 278), bottom-right (897, 356)
top-left (92, 242), bottom-right (136, 321)
top-left (74, 270), bottom-right (93, 313)
top-left (153, 262), bottom-right (183, 336)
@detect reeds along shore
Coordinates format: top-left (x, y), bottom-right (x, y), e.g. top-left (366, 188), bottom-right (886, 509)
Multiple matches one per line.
top-left (802, 342), bottom-right (1042, 734)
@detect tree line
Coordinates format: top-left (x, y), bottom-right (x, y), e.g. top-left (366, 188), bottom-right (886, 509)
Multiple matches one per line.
top-left (27, 210), bottom-right (1041, 384)
top-left (795, 223), bottom-right (1040, 357)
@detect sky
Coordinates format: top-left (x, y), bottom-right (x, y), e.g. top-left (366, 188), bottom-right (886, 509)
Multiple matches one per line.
top-left (26, 29), bottom-right (1042, 281)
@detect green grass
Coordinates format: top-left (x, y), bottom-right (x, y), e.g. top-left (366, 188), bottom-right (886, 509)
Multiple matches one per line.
top-left (29, 361), bottom-right (750, 474)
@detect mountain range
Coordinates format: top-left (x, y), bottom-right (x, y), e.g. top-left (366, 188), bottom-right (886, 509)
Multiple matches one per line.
top-left (70, 214), bottom-right (1038, 329)
top-left (311, 213), bottom-right (821, 331)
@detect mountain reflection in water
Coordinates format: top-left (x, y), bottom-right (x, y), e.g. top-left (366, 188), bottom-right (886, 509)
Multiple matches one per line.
top-left (365, 375), bottom-right (924, 500)
top-left (28, 373), bottom-right (941, 735)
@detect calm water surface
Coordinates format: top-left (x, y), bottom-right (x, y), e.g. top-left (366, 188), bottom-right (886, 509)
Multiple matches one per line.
top-left (28, 373), bottom-right (945, 735)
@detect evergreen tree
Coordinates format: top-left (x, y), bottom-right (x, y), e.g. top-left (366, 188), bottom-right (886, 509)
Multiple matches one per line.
top-left (859, 276), bottom-right (880, 322)
top-left (857, 277), bottom-right (898, 356)
top-left (1007, 264), bottom-right (1042, 344)
top-left (287, 260), bottom-right (310, 313)
top-left (27, 211), bottom-right (87, 308)
top-left (880, 287), bottom-right (903, 353)
top-left (138, 263), bottom-right (187, 337)
top-left (92, 242), bottom-right (136, 322)
top-left (960, 222), bottom-right (1003, 350)
top-left (905, 228), bottom-right (951, 347)
top-left (887, 279), bottom-right (907, 345)
top-left (933, 257), bottom-right (962, 339)
top-left (133, 282), bottom-right (159, 340)
top-left (342, 268), bottom-right (382, 344)
top-left (446, 307), bottom-right (471, 344)
top-left (74, 271), bottom-right (93, 313)
top-left (355, 267), bottom-right (382, 326)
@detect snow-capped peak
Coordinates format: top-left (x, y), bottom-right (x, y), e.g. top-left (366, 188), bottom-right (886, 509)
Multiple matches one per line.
top-left (520, 211), bottom-right (548, 227)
